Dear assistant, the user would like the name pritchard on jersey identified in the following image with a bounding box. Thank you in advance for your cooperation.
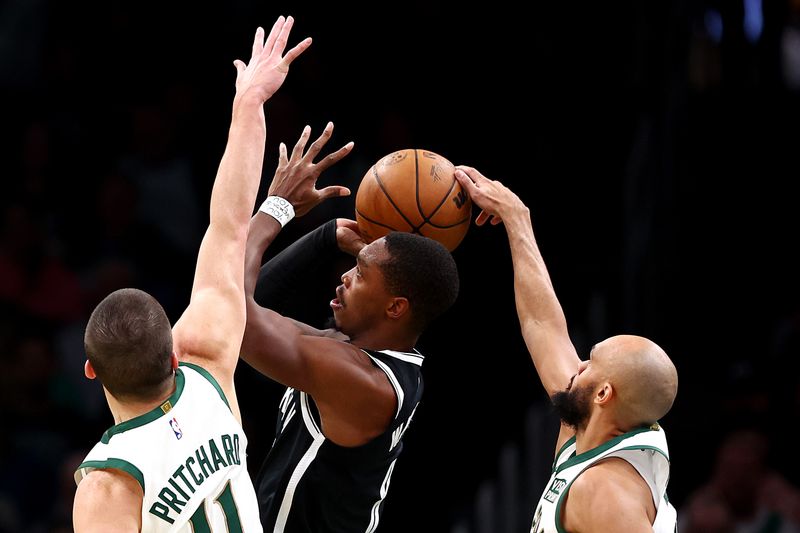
[149,433,241,524]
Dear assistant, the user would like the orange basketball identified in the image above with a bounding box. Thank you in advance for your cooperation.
[355,149,472,251]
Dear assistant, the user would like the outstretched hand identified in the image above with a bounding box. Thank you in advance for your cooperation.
[454,166,527,226]
[268,122,354,217]
[233,16,312,105]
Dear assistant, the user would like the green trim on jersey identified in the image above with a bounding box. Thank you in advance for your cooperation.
[100,369,186,444]
[179,362,230,411]
[616,444,670,463]
[552,436,577,471]
[551,428,668,533]
[78,458,145,491]
[554,426,653,474]
[554,475,575,533]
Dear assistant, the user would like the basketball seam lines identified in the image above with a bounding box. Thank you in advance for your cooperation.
[373,165,421,232]
[425,166,458,222]
[414,149,425,220]
[426,217,471,229]
[367,152,470,238]
[413,149,464,230]
[356,208,399,231]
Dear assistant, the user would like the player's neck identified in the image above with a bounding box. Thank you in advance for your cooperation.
[349,327,417,353]
[104,379,177,426]
[574,418,627,454]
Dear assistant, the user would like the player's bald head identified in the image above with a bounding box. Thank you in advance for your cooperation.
[594,335,678,427]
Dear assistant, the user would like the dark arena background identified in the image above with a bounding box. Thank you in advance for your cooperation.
[2,1,799,532]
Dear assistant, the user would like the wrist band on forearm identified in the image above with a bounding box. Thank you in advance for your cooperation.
[259,196,295,227]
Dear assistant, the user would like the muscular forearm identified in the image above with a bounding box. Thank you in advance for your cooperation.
[245,212,283,297]
[503,207,581,395]
[210,98,267,236]
[504,207,565,327]
[241,212,300,373]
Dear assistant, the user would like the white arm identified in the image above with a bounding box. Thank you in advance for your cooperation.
[172,17,311,422]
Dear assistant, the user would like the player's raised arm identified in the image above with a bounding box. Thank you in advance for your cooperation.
[240,122,355,376]
[239,125,401,446]
[454,167,581,398]
[172,17,311,412]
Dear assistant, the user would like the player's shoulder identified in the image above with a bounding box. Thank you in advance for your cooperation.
[74,469,142,531]
[301,335,373,366]
[74,468,142,514]
[565,458,656,530]
[576,457,643,486]
[359,347,426,375]
[570,457,652,507]
[76,468,142,498]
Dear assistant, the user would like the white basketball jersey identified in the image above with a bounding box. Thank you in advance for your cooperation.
[75,363,263,532]
[530,424,677,533]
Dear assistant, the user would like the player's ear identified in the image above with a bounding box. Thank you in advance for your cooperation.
[595,382,613,406]
[386,297,410,321]
[84,359,96,380]
[171,352,179,371]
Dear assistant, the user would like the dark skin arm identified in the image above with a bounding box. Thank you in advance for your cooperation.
[241,124,396,447]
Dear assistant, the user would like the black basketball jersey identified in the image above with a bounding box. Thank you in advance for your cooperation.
[256,348,424,533]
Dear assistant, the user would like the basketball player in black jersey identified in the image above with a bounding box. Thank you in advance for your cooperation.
[239,124,460,532]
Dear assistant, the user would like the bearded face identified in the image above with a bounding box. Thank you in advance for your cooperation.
[551,376,595,430]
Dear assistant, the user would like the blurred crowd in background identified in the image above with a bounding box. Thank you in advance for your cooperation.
[1,1,800,532]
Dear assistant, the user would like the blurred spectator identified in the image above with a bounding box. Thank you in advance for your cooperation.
[678,429,800,533]
[782,0,800,90]
[118,100,202,260]
[689,8,723,91]
[0,327,72,532]
[0,203,83,322]
[767,309,800,483]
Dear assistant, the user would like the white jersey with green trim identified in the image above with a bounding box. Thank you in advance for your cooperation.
[530,424,677,533]
[74,363,263,532]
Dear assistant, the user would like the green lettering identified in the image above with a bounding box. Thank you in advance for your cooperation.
[196,445,213,477]
[222,434,236,465]
[189,502,211,533]
[185,456,204,485]
[173,465,196,494]
[187,480,243,533]
[149,501,175,524]
[216,481,243,533]
[158,486,187,514]
[233,434,241,465]
[209,438,228,471]
[168,477,190,500]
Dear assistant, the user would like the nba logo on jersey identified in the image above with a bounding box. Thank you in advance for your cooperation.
[169,417,183,440]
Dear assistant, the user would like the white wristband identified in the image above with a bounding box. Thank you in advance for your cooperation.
[259,196,295,227]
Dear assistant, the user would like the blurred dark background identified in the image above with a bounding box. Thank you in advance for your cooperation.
[2,1,799,532]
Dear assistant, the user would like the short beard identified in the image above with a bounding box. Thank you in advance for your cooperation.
[551,383,593,430]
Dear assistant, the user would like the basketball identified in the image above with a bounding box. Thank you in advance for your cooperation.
[355,149,472,251]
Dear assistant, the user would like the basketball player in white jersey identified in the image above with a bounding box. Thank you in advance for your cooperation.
[455,167,679,533]
[72,17,311,532]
